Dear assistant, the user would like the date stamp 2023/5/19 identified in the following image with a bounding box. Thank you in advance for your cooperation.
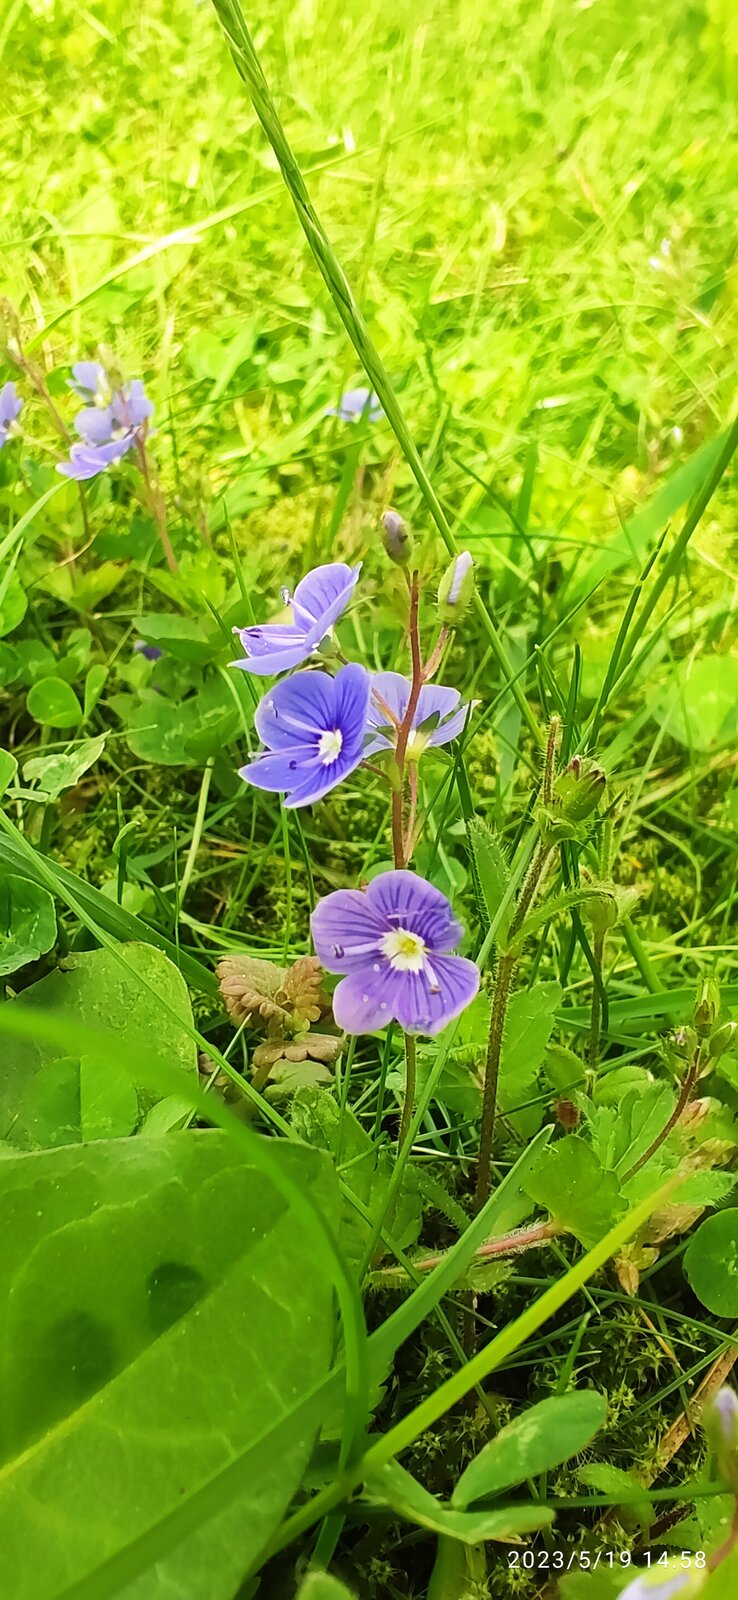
[505,1548,707,1573]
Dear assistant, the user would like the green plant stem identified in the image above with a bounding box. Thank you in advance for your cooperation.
[474,841,553,1212]
[179,757,214,909]
[136,436,178,573]
[588,928,606,1072]
[399,1033,417,1150]
[209,0,539,743]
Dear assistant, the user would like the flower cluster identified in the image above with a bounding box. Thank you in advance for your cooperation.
[58,362,153,481]
[0,380,22,449]
[232,555,479,1037]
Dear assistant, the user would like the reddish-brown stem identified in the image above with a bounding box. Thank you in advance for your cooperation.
[373,1219,562,1282]
[391,567,423,870]
[136,436,178,573]
[422,625,450,683]
[623,1055,701,1181]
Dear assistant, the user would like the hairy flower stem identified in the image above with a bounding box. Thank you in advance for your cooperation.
[474,841,553,1214]
[18,354,91,551]
[391,567,422,870]
[399,1033,417,1150]
[371,1219,562,1285]
[136,436,178,574]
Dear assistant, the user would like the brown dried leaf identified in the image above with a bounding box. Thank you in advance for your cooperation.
[278,954,330,1026]
[216,955,290,1028]
[252,1031,344,1070]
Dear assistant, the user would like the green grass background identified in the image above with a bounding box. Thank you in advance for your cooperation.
[4,0,738,551]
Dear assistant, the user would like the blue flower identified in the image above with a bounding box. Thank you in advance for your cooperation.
[365,672,476,759]
[0,381,22,448]
[240,664,370,808]
[311,869,480,1035]
[232,561,361,677]
[68,362,110,404]
[327,386,383,423]
[58,373,154,481]
[133,640,164,662]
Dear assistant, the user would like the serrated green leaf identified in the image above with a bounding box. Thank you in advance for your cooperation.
[507,886,614,955]
[466,817,512,945]
[453,1391,607,1507]
[22,736,107,803]
[0,873,57,977]
[523,1136,626,1247]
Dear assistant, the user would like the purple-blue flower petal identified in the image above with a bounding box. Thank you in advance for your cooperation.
[365,672,474,757]
[312,868,479,1035]
[74,405,115,445]
[57,434,135,480]
[291,561,361,634]
[241,664,370,808]
[327,387,383,423]
[69,361,107,400]
[310,888,388,971]
[0,380,22,430]
[364,869,463,951]
[112,379,154,431]
[254,670,344,748]
[231,625,312,678]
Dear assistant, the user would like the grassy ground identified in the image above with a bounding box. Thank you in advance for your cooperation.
[3,1,738,1596]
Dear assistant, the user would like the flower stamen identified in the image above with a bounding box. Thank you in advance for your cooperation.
[381,927,427,972]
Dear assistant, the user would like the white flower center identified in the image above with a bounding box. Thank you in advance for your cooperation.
[318,727,343,765]
[381,927,427,972]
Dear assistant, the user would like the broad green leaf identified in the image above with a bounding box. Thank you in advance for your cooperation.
[466,817,511,945]
[0,1133,337,1600]
[297,1576,358,1600]
[366,1460,552,1543]
[0,750,18,799]
[56,627,93,684]
[452,1391,607,1507]
[26,676,83,730]
[0,873,57,977]
[22,736,107,802]
[1,944,197,1149]
[648,654,738,751]
[20,1053,139,1146]
[134,614,220,664]
[0,571,27,637]
[523,1136,626,1247]
[124,679,241,766]
[0,642,21,686]
[576,1462,652,1529]
[684,1210,738,1315]
[39,560,126,612]
[84,663,108,719]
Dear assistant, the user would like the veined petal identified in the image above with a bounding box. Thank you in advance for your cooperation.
[365,869,463,952]
[291,561,361,634]
[428,699,478,747]
[112,379,154,430]
[254,669,341,747]
[331,964,406,1032]
[239,746,318,793]
[392,954,480,1036]
[311,889,388,972]
[231,626,313,678]
[332,662,371,758]
[75,405,115,445]
[284,743,364,808]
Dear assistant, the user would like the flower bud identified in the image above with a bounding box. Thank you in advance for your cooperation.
[709,1020,738,1060]
[437,550,475,623]
[381,509,412,566]
[693,977,720,1038]
[552,755,606,824]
